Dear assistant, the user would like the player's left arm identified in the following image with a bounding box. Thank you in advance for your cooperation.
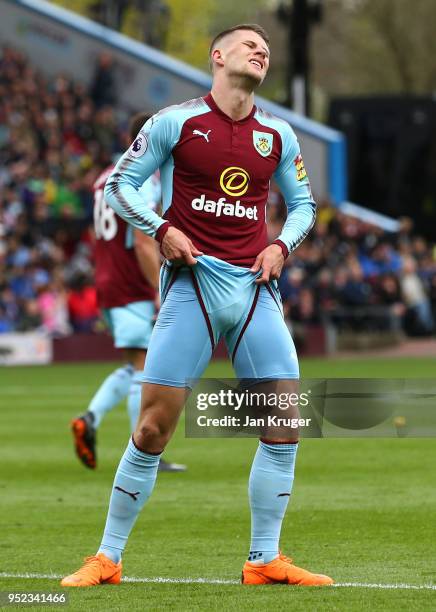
[251,125,316,285]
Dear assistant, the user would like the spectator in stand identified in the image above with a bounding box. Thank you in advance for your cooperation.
[400,256,434,335]
[279,267,305,319]
[287,286,320,352]
[374,274,405,332]
[290,287,319,325]
[0,305,13,332]
[359,242,402,278]
[16,298,42,332]
[67,273,99,333]
[315,268,336,319]
[0,287,19,330]
[89,52,117,109]
[341,259,371,308]
[36,270,71,336]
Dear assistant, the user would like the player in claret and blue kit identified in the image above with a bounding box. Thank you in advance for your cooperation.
[61,24,333,587]
[70,112,186,473]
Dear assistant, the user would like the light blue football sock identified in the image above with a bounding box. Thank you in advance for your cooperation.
[127,371,143,433]
[248,441,298,564]
[98,438,161,563]
[88,365,134,428]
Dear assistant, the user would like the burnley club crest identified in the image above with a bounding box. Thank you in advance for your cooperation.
[253,130,273,157]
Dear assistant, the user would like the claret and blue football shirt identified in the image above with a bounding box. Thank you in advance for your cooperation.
[104,93,316,268]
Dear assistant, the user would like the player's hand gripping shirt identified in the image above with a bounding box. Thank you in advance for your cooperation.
[105,93,316,268]
[93,165,160,308]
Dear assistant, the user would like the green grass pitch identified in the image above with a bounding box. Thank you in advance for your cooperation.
[0,357,435,610]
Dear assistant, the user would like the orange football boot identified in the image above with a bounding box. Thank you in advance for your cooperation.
[61,553,121,587]
[71,412,96,469]
[242,553,333,586]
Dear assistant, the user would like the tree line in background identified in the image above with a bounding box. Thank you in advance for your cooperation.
[49,0,436,119]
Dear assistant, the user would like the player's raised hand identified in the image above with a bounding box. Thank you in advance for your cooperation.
[251,244,285,285]
[161,226,203,266]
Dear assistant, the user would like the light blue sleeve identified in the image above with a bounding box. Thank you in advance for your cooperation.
[104,112,177,237]
[138,173,162,212]
[126,174,162,248]
[273,124,316,255]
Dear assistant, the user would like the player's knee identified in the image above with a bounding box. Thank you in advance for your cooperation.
[134,416,171,451]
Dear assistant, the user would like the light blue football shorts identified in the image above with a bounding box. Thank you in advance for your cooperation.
[142,255,299,388]
[103,300,155,350]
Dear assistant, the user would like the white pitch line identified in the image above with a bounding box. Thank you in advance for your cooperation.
[334,582,436,591]
[1,573,435,590]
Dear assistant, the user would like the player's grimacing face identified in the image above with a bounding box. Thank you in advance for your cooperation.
[218,30,270,85]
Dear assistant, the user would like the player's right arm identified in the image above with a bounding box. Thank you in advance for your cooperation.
[133,229,160,291]
[104,112,202,265]
[104,114,171,239]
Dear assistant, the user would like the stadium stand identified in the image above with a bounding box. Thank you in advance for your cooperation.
[0,46,435,349]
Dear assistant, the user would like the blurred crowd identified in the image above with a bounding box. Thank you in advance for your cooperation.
[269,199,436,337]
[1,46,436,338]
[0,46,127,335]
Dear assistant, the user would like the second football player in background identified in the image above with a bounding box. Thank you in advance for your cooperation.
[71,112,186,473]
